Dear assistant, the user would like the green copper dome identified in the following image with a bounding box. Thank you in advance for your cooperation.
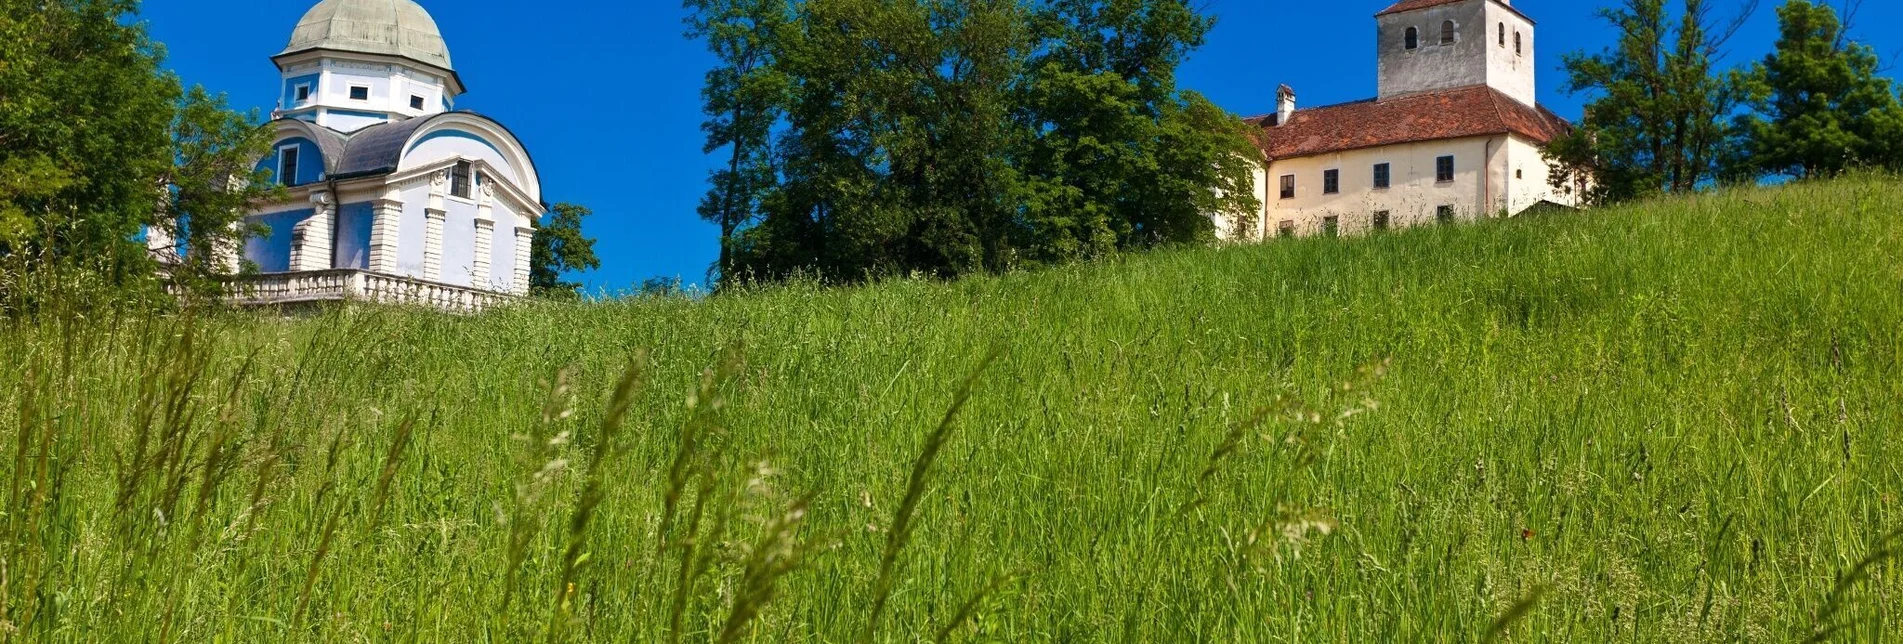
[279,0,452,71]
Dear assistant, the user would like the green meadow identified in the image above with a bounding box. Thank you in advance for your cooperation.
[3,176,1900,642]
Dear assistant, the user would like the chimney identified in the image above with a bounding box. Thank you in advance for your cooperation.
[1276,85,1296,127]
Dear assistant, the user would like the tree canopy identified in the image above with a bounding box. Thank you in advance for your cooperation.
[686,0,1261,286]
[0,0,279,291]
[530,202,601,297]
[1734,0,1903,179]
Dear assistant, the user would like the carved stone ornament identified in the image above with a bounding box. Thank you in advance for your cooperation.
[310,191,332,206]
[479,181,495,200]
[430,170,448,193]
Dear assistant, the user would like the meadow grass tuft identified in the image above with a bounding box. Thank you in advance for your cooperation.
[1,175,1901,641]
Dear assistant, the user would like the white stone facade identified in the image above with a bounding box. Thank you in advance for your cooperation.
[212,0,544,311]
[1233,0,1575,242]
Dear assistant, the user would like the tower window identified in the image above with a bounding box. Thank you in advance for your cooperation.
[1515,32,1523,55]
[1499,23,1506,47]
[411,95,425,110]
[1437,205,1456,223]
[1323,216,1340,237]
[1323,169,1340,194]
[349,85,370,101]
[294,84,311,102]
[1373,163,1391,189]
[451,161,473,198]
[1436,155,1455,182]
[1441,21,1456,45]
[1405,27,1419,50]
[278,146,300,186]
[1279,174,1296,200]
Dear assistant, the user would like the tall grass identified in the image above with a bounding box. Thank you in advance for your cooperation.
[1,176,1900,641]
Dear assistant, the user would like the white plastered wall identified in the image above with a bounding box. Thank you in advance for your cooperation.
[1259,136,1495,236]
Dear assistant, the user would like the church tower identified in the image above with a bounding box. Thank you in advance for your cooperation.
[272,0,464,132]
[1375,0,1536,106]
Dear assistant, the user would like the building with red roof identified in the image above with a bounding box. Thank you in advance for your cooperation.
[1220,0,1583,240]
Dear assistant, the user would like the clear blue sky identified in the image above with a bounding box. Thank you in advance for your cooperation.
[143,0,1903,290]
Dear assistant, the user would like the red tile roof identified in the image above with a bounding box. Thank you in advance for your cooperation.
[1376,0,1533,23]
[1245,85,1571,161]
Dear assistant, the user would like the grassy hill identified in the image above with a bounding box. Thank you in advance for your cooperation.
[4,176,1900,641]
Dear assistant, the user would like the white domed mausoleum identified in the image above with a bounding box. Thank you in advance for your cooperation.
[195,0,544,310]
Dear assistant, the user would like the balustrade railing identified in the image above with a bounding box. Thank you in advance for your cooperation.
[208,270,516,313]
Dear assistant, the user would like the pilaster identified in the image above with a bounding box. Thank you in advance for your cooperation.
[423,171,447,282]
[472,182,496,288]
[369,185,405,274]
[290,191,335,271]
[512,225,534,296]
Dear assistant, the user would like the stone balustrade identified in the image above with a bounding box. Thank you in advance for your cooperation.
[210,269,516,313]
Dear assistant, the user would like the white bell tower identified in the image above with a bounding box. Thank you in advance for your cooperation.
[1375,0,1535,106]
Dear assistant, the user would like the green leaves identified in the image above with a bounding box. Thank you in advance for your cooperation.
[530,203,601,298]
[1735,0,1903,179]
[688,0,1260,285]
[1548,0,1746,203]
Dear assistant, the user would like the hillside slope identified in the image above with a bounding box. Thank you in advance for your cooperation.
[4,176,1900,641]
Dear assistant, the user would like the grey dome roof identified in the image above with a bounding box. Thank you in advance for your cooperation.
[279,0,452,71]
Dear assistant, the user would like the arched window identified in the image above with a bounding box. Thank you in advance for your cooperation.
[1441,21,1456,45]
[1514,31,1523,55]
[1405,26,1419,50]
[1498,23,1506,47]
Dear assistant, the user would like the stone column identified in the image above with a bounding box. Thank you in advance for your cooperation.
[369,185,404,274]
[471,182,496,288]
[423,171,447,282]
[512,224,534,296]
[290,191,335,271]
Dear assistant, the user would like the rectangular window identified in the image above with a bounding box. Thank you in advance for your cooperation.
[1373,211,1391,230]
[451,161,473,198]
[411,95,426,110]
[1279,174,1295,200]
[1323,216,1340,236]
[349,85,370,101]
[278,147,300,187]
[1323,169,1340,195]
[1373,163,1391,189]
[1437,205,1456,223]
[1436,155,1455,182]
[1277,220,1296,238]
[294,84,311,102]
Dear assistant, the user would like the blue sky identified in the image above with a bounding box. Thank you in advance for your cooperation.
[143,0,1903,290]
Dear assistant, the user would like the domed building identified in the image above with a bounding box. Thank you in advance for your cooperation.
[224,0,543,309]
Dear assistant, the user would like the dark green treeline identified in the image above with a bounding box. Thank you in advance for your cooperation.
[686,0,1263,286]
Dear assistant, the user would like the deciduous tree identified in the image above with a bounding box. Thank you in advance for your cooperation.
[1547,0,1754,203]
[530,202,601,297]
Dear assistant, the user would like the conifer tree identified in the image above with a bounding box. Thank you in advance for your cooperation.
[1734,0,1903,178]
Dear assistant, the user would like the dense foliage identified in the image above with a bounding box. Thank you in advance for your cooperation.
[686,0,1260,285]
[0,0,279,290]
[1733,0,1903,179]
[1546,0,1745,203]
[1550,0,1903,201]
[530,202,603,297]
[3,176,1899,640]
